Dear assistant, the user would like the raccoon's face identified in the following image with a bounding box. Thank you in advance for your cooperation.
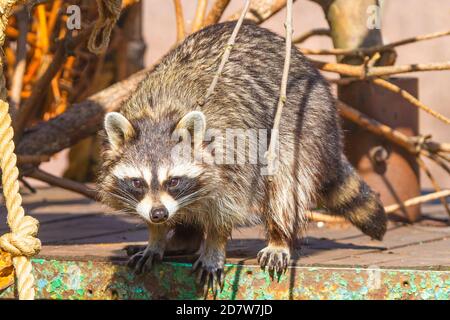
[100,110,209,225]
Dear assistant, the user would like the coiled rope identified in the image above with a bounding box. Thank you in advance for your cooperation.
[88,0,122,54]
[0,0,121,299]
[0,0,41,300]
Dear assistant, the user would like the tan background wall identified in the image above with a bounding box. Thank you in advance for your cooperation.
[40,0,450,191]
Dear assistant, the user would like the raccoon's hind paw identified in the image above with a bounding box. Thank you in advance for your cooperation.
[257,246,290,275]
[192,256,225,297]
[127,247,163,275]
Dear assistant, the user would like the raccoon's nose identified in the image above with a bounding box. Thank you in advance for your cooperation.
[150,207,168,223]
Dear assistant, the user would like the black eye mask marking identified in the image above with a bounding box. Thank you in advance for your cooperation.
[116,177,148,200]
[165,176,200,200]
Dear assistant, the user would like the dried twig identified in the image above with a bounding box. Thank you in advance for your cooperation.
[372,77,450,125]
[337,101,445,161]
[336,98,449,156]
[227,0,297,24]
[313,60,450,125]
[14,27,93,141]
[434,143,450,153]
[293,28,330,44]
[266,0,293,176]
[369,61,450,77]
[14,41,67,140]
[173,0,185,42]
[427,152,450,175]
[417,157,450,217]
[203,0,251,100]
[16,68,149,158]
[191,0,208,33]
[311,59,450,79]
[339,101,417,151]
[17,154,50,165]
[310,189,450,223]
[5,25,36,44]
[338,101,450,195]
[384,190,450,214]
[366,52,381,68]
[203,0,231,27]
[308,211,347,223]
[9,7,29,122]
[326,77,358,85]
[27,168,97,200]
[19,177,37,194]
[300,29,450,56]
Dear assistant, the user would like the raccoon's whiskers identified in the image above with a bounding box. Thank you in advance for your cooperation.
[108,208,136,215]
[105,190,138,209]
[113,187,139,203]
[108,192,134,204]
[176,187,210,208]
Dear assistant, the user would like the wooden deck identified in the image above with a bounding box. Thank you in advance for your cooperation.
[1,187,449,299]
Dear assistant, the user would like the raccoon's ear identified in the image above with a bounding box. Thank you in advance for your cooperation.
[104,112,135,150]
[175,111,206,148]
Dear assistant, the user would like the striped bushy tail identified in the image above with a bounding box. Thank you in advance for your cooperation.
[321,157,387,240]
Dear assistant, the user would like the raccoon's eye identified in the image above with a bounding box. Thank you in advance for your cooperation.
[167,177,180,189]
[130,178,144,189]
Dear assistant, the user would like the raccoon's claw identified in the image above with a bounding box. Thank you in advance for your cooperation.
[257,246,290,275]
[192,259,224,297]
[127,249,162,275]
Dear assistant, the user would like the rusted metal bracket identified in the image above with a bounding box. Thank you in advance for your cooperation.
[1,258,449,300]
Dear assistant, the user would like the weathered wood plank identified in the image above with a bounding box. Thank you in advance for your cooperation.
[2,187,449,269]
[336,238,450,267]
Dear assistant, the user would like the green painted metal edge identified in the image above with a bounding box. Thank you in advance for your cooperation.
[1,258,449,299]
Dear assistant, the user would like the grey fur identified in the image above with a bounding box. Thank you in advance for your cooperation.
[98,21,387,284]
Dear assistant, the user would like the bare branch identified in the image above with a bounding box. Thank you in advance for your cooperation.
[27,168,98,200]
[338,101,418,154]
[265,0,293,176]
[16,69,149,158]
[426,152,450,175]
[227,0,297,24]
[384,190,450,214]
[203,0,231,27]
[300,29,450,56]
[191,0,208,33]
[311,59,450,78]
[293,28,330,44]
[9,7,29,123]
[417,157,450,217]
[314,59,450,124]
[308,211,346,223]
[17,155,50,165]
[173,0,186,42]
[372,78,450,125]
[14,27,93,141]
[337,101,449,164]
[310,189,450,222]
[203,0,252,100]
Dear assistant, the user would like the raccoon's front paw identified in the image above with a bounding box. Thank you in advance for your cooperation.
[192,253,225,296]
[257,246,290,274]
[127,247,163,275]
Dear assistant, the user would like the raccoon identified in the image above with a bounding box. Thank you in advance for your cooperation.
[98,21,387,291]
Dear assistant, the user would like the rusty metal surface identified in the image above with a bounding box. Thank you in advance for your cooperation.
[1,258,449,300]
[339,78,421,222]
